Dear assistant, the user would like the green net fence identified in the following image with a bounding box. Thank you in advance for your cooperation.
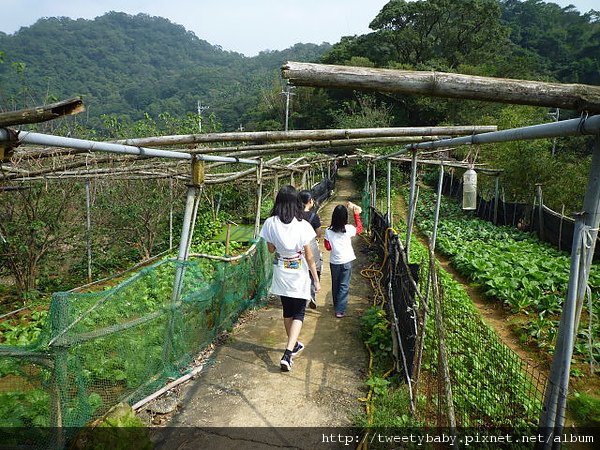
[0,240,272,448]
[361,183,371,228]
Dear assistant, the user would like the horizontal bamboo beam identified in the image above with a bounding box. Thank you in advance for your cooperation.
[0,97,85,127]
[390,157,503,175]
[192,136,450,157]
[117,125,497,147]
[282,62,600,112]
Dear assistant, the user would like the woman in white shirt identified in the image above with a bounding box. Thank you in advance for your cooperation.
[260,185,321,371]
[324,202,363,318]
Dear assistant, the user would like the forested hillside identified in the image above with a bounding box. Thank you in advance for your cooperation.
[0,1,598,211]
[0,12,330,132]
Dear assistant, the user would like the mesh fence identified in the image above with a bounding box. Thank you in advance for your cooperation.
[0,240,272,448]
[441,170,600,260]
[429,267,546,428]
[311,168,336,207]
[369,208,418,381]
[368,202,546,428]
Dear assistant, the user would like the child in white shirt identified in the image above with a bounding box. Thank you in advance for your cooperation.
[324,202,363,318]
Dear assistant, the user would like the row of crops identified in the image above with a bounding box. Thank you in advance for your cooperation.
[0,242,272,444]
[362,191,546,427]
[410,185,600,370]
[407,234,544,427]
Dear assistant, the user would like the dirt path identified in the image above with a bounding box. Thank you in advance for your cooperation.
[149,168,372,448]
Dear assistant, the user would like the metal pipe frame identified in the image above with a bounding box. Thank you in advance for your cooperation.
[0,129,262,166]
[405,150,418,258]
[540,136,600,443]
[374,114,600,161]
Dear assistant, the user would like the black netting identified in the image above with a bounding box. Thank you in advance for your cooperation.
[370,208,418,381]
[440,172,600,259]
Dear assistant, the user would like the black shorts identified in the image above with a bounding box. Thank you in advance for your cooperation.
[280,296,307,321]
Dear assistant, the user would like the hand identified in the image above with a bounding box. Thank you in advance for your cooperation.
[314,280,321,292]
[347,201,362,214]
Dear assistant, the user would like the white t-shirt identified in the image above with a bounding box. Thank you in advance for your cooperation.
[325,225,357,265]
[260,216,316,300]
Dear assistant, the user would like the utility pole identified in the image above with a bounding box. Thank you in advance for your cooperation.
[281,83,295,131]
[197,100,210,133]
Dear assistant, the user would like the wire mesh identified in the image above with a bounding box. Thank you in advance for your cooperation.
[0,240,272,448]
[368,202,546,428]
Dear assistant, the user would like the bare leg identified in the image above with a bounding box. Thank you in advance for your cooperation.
[283,318,303,351]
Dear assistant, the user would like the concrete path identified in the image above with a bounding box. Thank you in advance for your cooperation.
[152,168,372,449]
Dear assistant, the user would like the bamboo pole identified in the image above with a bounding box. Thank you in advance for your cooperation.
[282,62,600,112]
[254,161,264,239]
[389,156,502,175]
[536,184,545,241]
[117,126,497,147]
[190,136,451,155]
[85,179,92,283]
[132,364,204,411]
[405,150,418,257]
[0,97,85,127]
[431,265,456,430]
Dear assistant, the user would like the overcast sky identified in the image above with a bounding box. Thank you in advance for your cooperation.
[0,0,597,56]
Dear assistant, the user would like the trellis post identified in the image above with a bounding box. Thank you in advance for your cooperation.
[558,205,565,252]
[372,164,377,212]
[366,161,371,211]
[536,184,545,241]
[163,160,203,366]
[254,160,264,239]
[431,164,444,251]
[386,160,392,223]
[85,179,92,283]
[413,163,444,396]
[169,178,174,250]
[405,150,418,258]
[493,175,500,225]
[540,136,600,443]
[49,293,69,450]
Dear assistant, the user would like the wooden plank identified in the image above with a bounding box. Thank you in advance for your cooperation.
[282,61,600,112]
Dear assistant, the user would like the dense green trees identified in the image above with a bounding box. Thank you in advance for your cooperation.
[318,0,598,215]
[0,12,330,132]
[501,0,600,84]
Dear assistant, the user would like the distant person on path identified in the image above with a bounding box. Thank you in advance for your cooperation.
[324,201,363,318]
[299,189,323,310]
[260,185,321,372]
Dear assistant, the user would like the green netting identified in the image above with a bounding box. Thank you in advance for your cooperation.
[361,184,371,228]
[0,239,272,448]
